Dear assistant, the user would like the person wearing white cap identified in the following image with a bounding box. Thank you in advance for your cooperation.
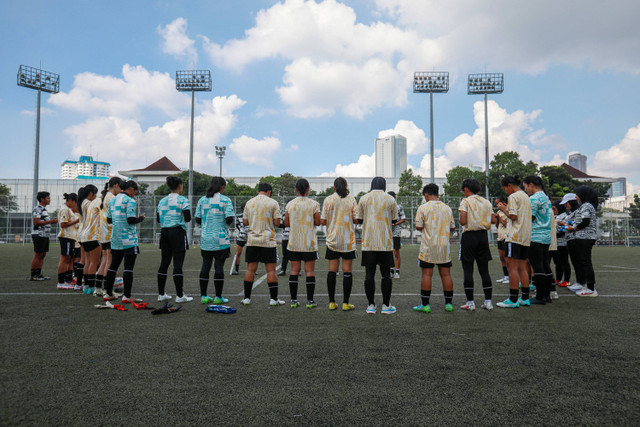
[557,193,582,291]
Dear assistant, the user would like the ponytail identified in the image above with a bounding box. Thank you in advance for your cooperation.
[334,177,349,198]
[501,174,522,188]
[206,176,226,198]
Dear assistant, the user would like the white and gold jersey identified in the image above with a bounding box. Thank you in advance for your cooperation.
[78,199,90,243]
[101,192,115,243]
[357,190,397,252]
[245,194,281,248]
[506,190,532,247]
[459,194,492,232]
[415,201,455,264]
[286,197,321,252]
[497,211,508,241]
[321,193,358,253]
[81,198,102,242]
[57,205,75,240]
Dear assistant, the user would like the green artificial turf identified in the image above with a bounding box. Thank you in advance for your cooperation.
[1,244,639,425]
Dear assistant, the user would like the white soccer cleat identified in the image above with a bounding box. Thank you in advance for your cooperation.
[176,295,194,303]
[241,298,251,305]
[576,288,598,297]
[158,294,172,302]
[460,302,476,311]
[551,291,559,300]
[269,298,285,306]
[381,304,397,315]
[567,283,584,292]
[481,301,493,311]
[393,272,400,279]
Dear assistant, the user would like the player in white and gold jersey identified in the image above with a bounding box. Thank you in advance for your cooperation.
[96,177,122,295]
[78,185,101,294]
[56,193,80,289]
[320,177,358,311]
[284,179,321,308]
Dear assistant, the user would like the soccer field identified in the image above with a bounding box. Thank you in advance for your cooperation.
[1,244,639,425]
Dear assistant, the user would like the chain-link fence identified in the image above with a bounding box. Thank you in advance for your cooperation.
[2,195,639,246]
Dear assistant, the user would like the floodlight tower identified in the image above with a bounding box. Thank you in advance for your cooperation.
[176,70,212,243]
[215,145,226,177]
[17,65,60,207]
[467,73,504,199]
[413,72,449,183]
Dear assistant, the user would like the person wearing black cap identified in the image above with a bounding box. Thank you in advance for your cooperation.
[357,177,398,315]
[566,186,599,297]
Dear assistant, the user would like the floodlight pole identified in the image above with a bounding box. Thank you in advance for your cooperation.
[188,89,195,243]
[429,92,435,183]
[215,146,226,177]
[484,93,489,199]
[33,88,41,207]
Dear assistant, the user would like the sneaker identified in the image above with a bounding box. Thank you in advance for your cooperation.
[122,296,141,303]
[56,283,74,290]
[551,291,559,300]
[213,296,229,304]
[568,283,584,291]
[68,278,77,285]
[37,275,51,280]
[445,303,454,312]
[576,288,598,297]
[558,281,569,287]
[83,287,94,295]
[481,301,493,311]
[329,302,338,311]
[342,303,355,311]
[529,284,537,292]
[528,296,546,305]
[381,304,397,315]
[158,294,172,302]
[497,276,509,283]
[176,295,194,303]
[74,285,83,291]
[393,272,400,279]
[413,304,431,313]
[94,288,105,297]
[200,296,214,304]
[366,304,377,314]
[496,298,520,308]
[460,302,476,311]
[306,301,318,309]
[103,294,117,301]
[518,298,531,307]
[230,270,239,276]
[290,299,300,308]
[270,298,285,306]
[31,275,45,281]
[241,298,251,305]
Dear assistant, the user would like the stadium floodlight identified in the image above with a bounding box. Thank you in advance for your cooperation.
[467,73,504,199]
[17,65,60,207]
[215,146,226,177]
[413,71,449,183]
[176,70,212,243]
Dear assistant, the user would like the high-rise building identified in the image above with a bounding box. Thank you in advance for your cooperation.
[568,153,587,173]
[61,155,110,179]
[375,135,407,178]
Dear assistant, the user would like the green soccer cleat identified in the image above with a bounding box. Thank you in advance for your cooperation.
[445,303,454,312]
[413,304,431,313]
[306,301,317,309]
[213,296,229,304]
[200,296,214,304]
[290,299,300,308]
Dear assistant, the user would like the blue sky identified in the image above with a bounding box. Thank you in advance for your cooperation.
[1,0,639,193]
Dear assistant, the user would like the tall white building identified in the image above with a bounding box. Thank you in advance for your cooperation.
[61,156,110,179]
[375,135,407,178]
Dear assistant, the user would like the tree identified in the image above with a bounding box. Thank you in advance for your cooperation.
[257,173,300,197]
[0,183,18,215]
[315,186,335,197]
[225,178,256,196]
[627,194,640,219]
[540,166,575,198]
[154,170,213,197]
[580,180,611,200]
[398,169,423,196]
[443,166,485,197]
[488,151,538,197]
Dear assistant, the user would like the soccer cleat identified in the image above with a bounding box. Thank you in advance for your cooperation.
[230,270,239,276]
[576,288,598,297]
[517,298,531,307]
[558,281,569,287]
[200,296,214,304]
[94,288,105,297]
[290,299,300,308]
[83,287,95,295]
[270,298,285,306]
[328,302,338,311]
[176,295,194,303]
[74,284,83,291]
[57,283,75,290]
[567,283,584,291]
[496,298,520,308]
[158,294,172,302]
[342,303,355,311]
[213,296,229,304]
[551,291,559,300]
[365,304,377,315]
[413,304,431,313]
[481,301,493,311]
[103,294,117,301]
[460,302,476,311]
[121,296,136,303]
[529,284,537,292]
[306,301,318,309]
[393,272,400,279]
[381,304,397,315]
[31,275,45,281]
[240,298,251,305]
[38,275,51,280]
[444,303,454,312]
[497,276,509,283]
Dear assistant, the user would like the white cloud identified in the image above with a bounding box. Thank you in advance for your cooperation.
[590,123,640,178]
[50,65,186,118]
[157,18,198,67]
[20,107,55,116]
[378,119,428,155]
[229,135,282,168]
[64,95,246,173]
[321,153,375,177]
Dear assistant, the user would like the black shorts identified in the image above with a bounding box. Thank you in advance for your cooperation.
[73,247,81,258]
[419,260,453,269]
[288,251,319,262]
[59,237,75,256]
[202,248,231,262]
[159,227,189,253]
[101,242,111,251]
[112,246,140,257]
[361,251,394,268]
[81,240,101,252]
[236,240,247,248]
[393,236,402,250]
[325,247,357,260]
[459,230,493,263]
[246,246,278,264]
[32,235,49,253]
[505,241,529,260]
[497,240,506,251]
